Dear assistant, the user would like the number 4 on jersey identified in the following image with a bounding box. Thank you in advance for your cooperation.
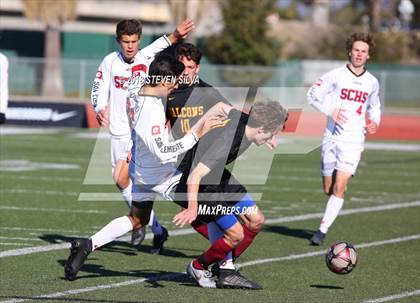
[356,105,362,115]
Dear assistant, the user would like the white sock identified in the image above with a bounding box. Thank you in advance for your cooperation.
[90,216,133,251]
[319,195,344,234]
[149,209,163,235]
[207,222,235,270]
[119,180,132,209]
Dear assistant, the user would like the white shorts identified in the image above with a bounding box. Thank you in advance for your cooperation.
[110,136,131,171]
[321,140,364,176]
[129,162,181,203]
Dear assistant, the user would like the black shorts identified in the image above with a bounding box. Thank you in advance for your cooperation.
[173,169,247,223]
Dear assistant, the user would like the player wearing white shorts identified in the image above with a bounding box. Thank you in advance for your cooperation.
[90,19,194,251]
[307,33,381,245]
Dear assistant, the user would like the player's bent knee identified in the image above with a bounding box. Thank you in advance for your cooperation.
[225,225,244,247]
[130,202,153,229]
[249,212,265,232]
[127,215,141,229]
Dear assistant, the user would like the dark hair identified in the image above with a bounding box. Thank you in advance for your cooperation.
[248,100,288,133]
[175,43,202,64]
[116,19,142,40]
[346,32,375,59]
[148,53,185,86]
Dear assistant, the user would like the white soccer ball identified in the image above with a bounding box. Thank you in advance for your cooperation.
[325,242,358,274]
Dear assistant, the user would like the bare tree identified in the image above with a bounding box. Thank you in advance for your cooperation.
[311,0,330,27]
[23,0,76,97]
[169,0,215,44]
[369,0,382,32]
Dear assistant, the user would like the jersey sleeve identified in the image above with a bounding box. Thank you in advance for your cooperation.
[307,69,337,116]
[139,36,171,64]
[0,54,9,114]
[366,79,381,126]
[91,57,111,113]
[135,102,199,164]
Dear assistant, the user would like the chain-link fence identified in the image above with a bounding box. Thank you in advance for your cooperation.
[7,57,420,108]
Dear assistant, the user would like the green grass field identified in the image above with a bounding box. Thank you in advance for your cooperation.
[0,126,419,303]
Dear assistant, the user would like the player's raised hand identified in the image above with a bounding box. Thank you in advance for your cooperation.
[365,119,378,134]
[96,108,109,128]
[168,19,195,44]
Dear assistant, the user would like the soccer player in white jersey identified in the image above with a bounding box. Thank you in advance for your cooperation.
[0,52,8,125]
[90,19,194,252]
[65,53,223,281]
[307,33,381,245]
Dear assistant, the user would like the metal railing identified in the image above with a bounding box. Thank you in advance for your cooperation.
[7,57,420,108]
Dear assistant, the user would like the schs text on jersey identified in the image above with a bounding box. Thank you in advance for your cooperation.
[340,88,368,103]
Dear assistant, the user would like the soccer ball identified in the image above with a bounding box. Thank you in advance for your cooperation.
[325,242,358,274]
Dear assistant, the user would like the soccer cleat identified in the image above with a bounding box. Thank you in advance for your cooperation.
[216,269,262,290]
[64,239,92,281]
[186,261,216,288]
[210,262,220,277]
[150,226,168,255]
[309,230,326,246]
[131,226,146,246]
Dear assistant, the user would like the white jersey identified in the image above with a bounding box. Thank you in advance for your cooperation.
[307,65,381,143]
[130,94,198,184]
[91,35,171,137]
[0,52,9,114]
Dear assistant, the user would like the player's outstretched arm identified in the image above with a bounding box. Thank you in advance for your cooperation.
[167,19,195,44]
[189,102,232,138]
[173,162,211,228]
[140,19,194,63]
[189,116,226,139]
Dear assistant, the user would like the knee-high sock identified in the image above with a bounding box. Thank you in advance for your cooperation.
[119,180,132,209]
[90,216,133,251]
[319,195,344,234]
[149,209,163,235]
[233,223,260,259]
[194,237,233,270]
[207,222,234,270]
[191,219,209,239]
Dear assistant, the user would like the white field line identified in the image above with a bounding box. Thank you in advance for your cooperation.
[265,200,420,225]
[260,186,420,197]
[364,142,420,152]
[1,234,419,303]
[0,243,31,246]
[0,189,78,196]
[0,206,107,214]
[361,289,420,303]
[266,166,419,175]
[237,234,420,268]
[244,174,419,186]
[2,175,81,182]
[0,237,43,241]
[1,200,419,258]
[0,227,83,233]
